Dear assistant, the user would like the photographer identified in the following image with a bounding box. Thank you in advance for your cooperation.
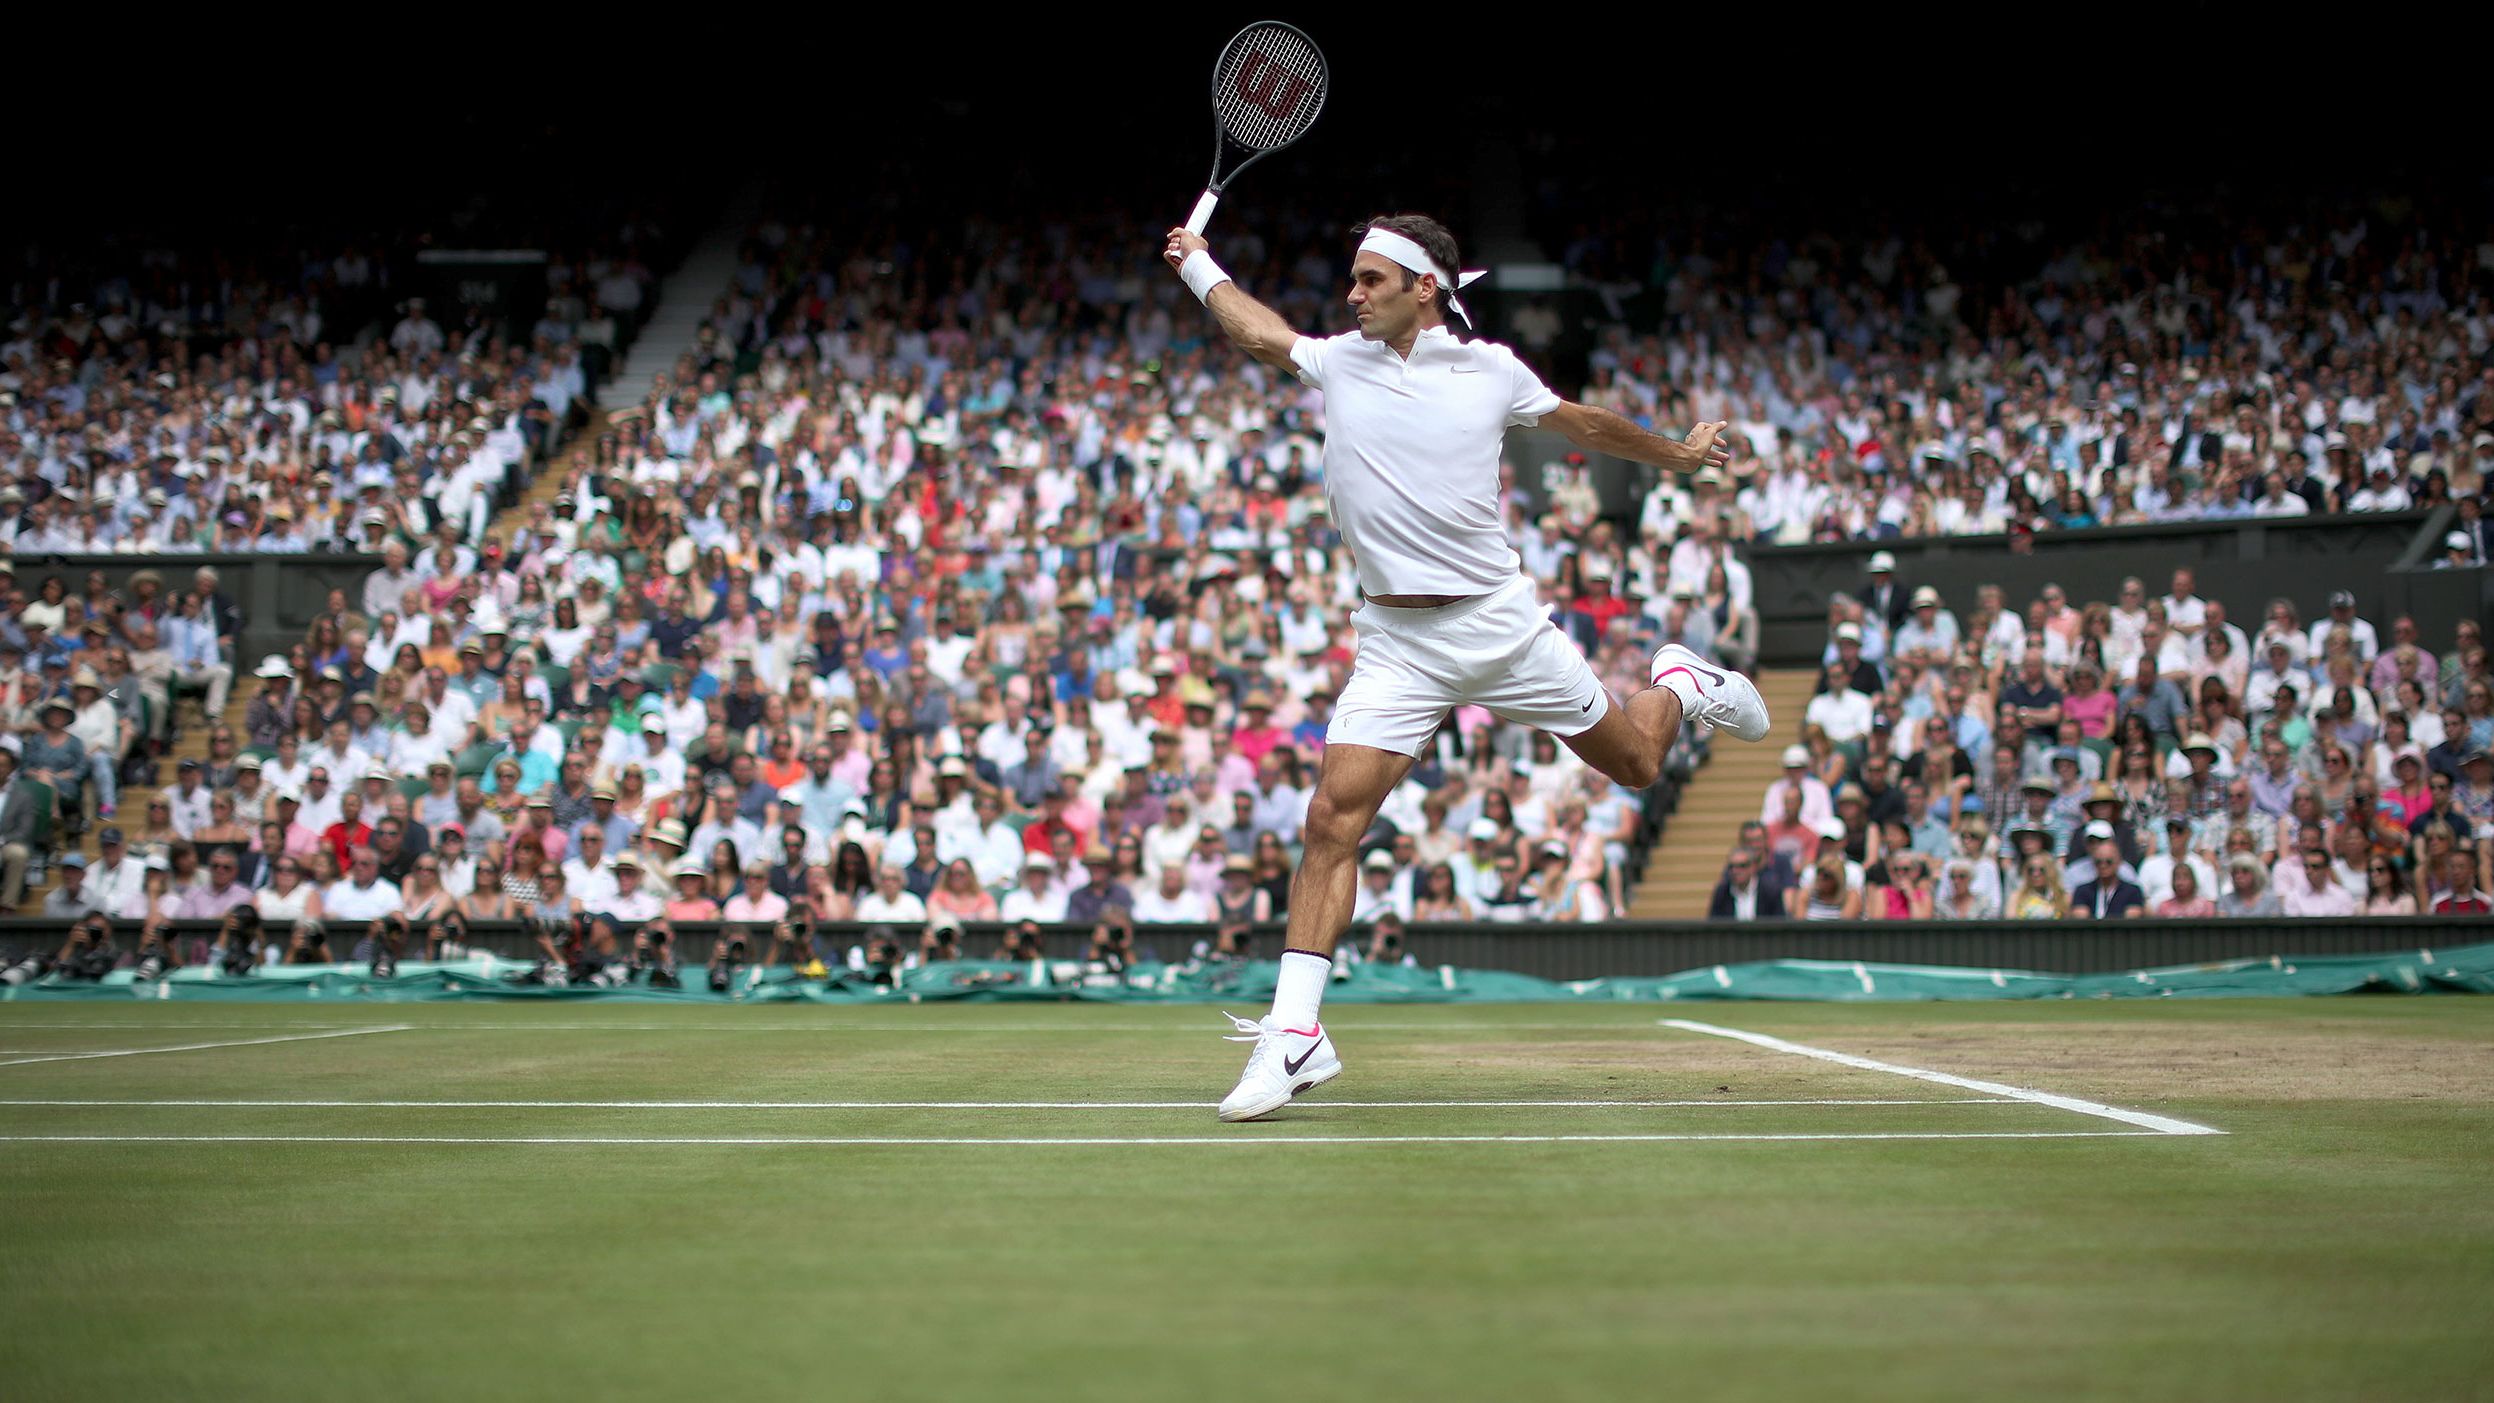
[991,917,1047,963]
[631,918,681,987]
[707,923,754,994]
[1366,912,1418,968]
[1088,907,1135,974]
[209,905,268,975]
[849,923,907,987]
[423,909,472,960]
[767,915,826,977]
[571,914,635,988]
[921,917,962,966]
[130,913,181,981]
[285,918,333,965]
[49,914,122,981]
[352,914,413,978]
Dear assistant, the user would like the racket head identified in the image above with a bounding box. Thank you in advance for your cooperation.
[1205,20,1328,191]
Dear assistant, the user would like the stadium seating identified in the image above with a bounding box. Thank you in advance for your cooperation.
[5,184,2491,976]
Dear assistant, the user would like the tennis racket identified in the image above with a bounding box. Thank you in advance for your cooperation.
[1182,21,1329,235]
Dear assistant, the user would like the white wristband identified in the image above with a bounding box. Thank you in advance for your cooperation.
[1179,249,1232,305]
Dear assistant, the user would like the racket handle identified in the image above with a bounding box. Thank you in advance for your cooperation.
[1184,190,1219,236]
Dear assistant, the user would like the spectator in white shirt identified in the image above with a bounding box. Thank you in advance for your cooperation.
[1131,862,1210,924]
[1804,664,1876,745]
[323,848,404,922]
[2306,591,2379,663]
[852,865,926,925]
[166,760,215,837]
[2160,567,2208,640]
[998,854,1069,923]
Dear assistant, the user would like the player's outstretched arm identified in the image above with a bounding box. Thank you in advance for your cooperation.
[1542,402,1732,477]
[1163,228,1302,372]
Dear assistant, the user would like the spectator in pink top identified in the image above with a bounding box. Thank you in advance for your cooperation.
[2061,662,2117,741]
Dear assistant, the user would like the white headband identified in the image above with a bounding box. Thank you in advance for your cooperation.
[1357,228,1487,326]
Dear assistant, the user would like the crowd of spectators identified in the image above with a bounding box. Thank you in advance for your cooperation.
[6,189,2493,977]
[1562,208,2494,553]
[1,219,673,556]
[1714,563,2494,921]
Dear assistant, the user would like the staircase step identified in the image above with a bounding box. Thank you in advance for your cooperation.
[1625,666,1814,921]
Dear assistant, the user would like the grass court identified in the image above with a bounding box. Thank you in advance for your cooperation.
[1,998,2488,1401]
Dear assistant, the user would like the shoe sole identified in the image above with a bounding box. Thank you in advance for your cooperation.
[1218,1060,1342,1123]
[1717,678,1772,743]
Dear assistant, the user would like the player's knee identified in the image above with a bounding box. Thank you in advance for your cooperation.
[1606,749,1660,791]
[1302,792,1368,854]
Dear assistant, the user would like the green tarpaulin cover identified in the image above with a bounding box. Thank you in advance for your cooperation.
[6,943,2489,1004]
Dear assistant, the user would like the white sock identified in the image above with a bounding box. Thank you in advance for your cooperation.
[1649,655,1709,712]
[1270,950,1331,1031]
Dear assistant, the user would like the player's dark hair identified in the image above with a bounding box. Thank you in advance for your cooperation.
[1354,213,1466,326]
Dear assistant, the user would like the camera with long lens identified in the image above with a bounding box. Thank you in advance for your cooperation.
[635,924,679,988]
[220,907,263,976]
[707,933,747,994]
[68,919,117,981]
[2,952,46,985]
[432,910,470,960]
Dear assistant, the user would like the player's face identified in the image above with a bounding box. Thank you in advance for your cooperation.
[1347,252,1427,343]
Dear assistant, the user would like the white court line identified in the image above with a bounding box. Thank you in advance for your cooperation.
[0,1026,411,1069]
[0,1097,2019,1110]
[0,1021,1644,1033]
[0,1131,2168,1147]
[1661,1019,2224,1137]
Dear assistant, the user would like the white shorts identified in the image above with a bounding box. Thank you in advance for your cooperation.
[1329,575,1612,757]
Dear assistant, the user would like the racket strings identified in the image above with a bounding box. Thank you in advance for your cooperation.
[1214,29,1327,151]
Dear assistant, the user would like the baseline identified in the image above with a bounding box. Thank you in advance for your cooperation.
[0,1096,2018,1110]
[0,1130,2169,1147]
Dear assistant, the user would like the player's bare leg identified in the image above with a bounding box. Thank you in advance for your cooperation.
[1565,648,1770,789]
[1281,742,1415,959]
[1218,740,1413,1121]
[1562,685,1684,789]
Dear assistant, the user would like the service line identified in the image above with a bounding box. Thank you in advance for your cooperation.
[1660,1019,2224,1136]
[0,1025,412,1069]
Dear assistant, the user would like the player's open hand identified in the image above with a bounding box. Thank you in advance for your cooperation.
[1164,228,1210,271]
[1685,420,1732,472]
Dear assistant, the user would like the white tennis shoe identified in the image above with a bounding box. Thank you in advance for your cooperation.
[1650,644,1771,742]
[1217,1012,1341,1122]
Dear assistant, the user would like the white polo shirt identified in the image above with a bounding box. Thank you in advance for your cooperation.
[1288,326,1561,597]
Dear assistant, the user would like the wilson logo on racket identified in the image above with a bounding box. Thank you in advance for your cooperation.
[1178,22,1329,237]
[1234,52,1315,121]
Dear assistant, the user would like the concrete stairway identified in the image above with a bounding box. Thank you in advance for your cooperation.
[1627,667,1817,919]
[13,403,618,918]
[14,689,239,914]
[596,188,758,412]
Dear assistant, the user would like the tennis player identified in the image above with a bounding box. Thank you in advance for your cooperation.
[1164,214,1771,1120]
